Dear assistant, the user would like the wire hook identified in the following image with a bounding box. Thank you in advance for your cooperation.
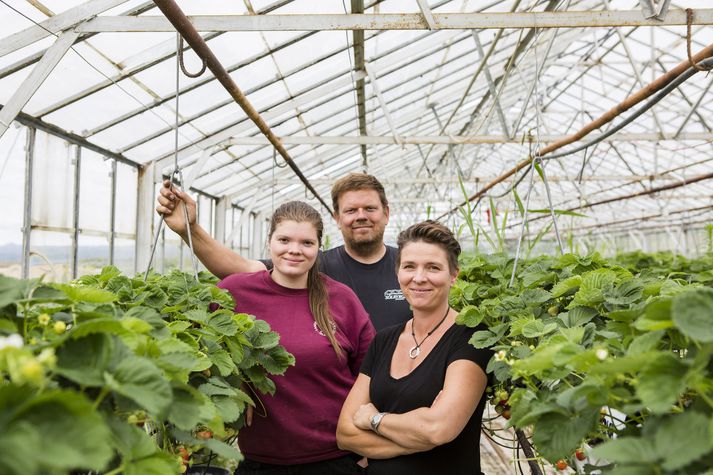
[178,36,208,78]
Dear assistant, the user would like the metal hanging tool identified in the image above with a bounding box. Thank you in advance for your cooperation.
[144,33,200,281]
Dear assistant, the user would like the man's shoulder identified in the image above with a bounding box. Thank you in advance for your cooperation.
[321,272,353,295]
[320,245,345,260]
[383,245,398,258]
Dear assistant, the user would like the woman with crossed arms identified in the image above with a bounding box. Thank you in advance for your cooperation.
[337,221,492,475]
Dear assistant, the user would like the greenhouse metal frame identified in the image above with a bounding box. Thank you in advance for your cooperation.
[1,0,712,281]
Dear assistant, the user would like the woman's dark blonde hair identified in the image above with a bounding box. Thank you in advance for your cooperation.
[396,220,461,275]
[268,201,343,358]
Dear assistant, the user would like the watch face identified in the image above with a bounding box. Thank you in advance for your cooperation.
[370,412,383,431]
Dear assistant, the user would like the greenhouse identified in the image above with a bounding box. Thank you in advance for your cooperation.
[1,0,712,474]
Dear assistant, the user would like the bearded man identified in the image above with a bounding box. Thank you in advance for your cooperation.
[156,173,411,330]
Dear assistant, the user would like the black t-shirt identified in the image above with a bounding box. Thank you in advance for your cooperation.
[262,245,412,331]
[320,246,411,331]
[360,322,493,475]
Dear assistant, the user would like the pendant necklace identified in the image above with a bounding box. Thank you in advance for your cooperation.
[409,306,450,359]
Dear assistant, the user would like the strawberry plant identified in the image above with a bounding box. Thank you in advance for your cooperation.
[0,266,294,475]
[453,250,713,474]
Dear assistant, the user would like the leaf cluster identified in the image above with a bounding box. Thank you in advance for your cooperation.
[453,251,713,473]
[0,266,294,475]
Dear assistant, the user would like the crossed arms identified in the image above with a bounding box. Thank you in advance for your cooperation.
[336,360,487,459]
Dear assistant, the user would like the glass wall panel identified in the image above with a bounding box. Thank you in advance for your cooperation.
[113,238,136,276]
[77,234,110,277]
[0,126,26,277]
[31,131,73,230]
[28,230,72,282]
[78,149,111,233]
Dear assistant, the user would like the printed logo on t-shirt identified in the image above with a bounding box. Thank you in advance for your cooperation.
[313,320,337,337]
[384,289,405,301]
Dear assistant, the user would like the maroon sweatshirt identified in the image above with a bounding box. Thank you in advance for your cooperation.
[218,270,375,464]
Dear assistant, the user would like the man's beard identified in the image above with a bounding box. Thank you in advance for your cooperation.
[345,231,385,258]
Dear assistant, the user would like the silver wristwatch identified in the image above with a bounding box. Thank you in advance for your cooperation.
[370,412,387,434]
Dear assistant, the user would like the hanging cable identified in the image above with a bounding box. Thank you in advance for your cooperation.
[178,36,207,78]
[687,9,713,72]
[145,33,200,281]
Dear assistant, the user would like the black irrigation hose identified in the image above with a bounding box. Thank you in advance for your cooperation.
[540,56,713,162]
[516,428,543,475]
[482,427,520,450]
[465,56,713,213]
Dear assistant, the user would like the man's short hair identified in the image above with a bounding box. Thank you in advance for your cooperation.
[331,173,388,214]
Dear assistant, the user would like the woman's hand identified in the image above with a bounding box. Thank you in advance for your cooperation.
[353,403,379,431]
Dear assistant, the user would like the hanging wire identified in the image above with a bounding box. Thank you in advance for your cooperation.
[686,9,713,72]
[145,33,199,281]
[509,20,544,288]
[536,157,565,253]
[178,36,207,78]
[509,156,537,288]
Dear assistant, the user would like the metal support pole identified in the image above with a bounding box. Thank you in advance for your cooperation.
[537,158,565,254]
[415,0,438,29]
[471,31,510,138]
[674,74,713,138]
[364,61,402,144]
[21,127,36,279]
[509,163,537,288]
[71,145,81,279]
[109,158,117,265]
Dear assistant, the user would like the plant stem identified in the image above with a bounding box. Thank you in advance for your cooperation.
[103,464,125,475]
[93,386,110,410]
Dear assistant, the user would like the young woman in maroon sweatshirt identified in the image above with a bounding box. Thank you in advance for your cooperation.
[218,201,374,475]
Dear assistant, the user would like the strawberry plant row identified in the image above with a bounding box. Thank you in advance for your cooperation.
[452,251,713,474]
[0,266,294,475]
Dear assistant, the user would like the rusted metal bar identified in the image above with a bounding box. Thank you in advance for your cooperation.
[440,41,713,219]
[512,171,713,232]
[576,171,713,211]
[152,0,332,215]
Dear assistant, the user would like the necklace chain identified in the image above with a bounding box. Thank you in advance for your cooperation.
[409,306,450,359]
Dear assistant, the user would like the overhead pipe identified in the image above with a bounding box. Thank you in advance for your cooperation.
[439,40,713,219]
[152,0,333,215]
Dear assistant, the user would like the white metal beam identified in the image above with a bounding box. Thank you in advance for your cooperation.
[415,0,438,30]
[269,175,682,185]
[218,131,713,145]
[0,31,79,139]
[364,62,402,144]
[0,0,127,58]
[471,31,510,138]
[153,70,368,171]
[77,9,713,32]
[135,160,156,274]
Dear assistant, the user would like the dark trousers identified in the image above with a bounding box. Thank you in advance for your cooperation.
[235,455,364,475]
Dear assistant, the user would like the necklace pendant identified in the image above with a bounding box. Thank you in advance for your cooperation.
[409,346,421,359]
